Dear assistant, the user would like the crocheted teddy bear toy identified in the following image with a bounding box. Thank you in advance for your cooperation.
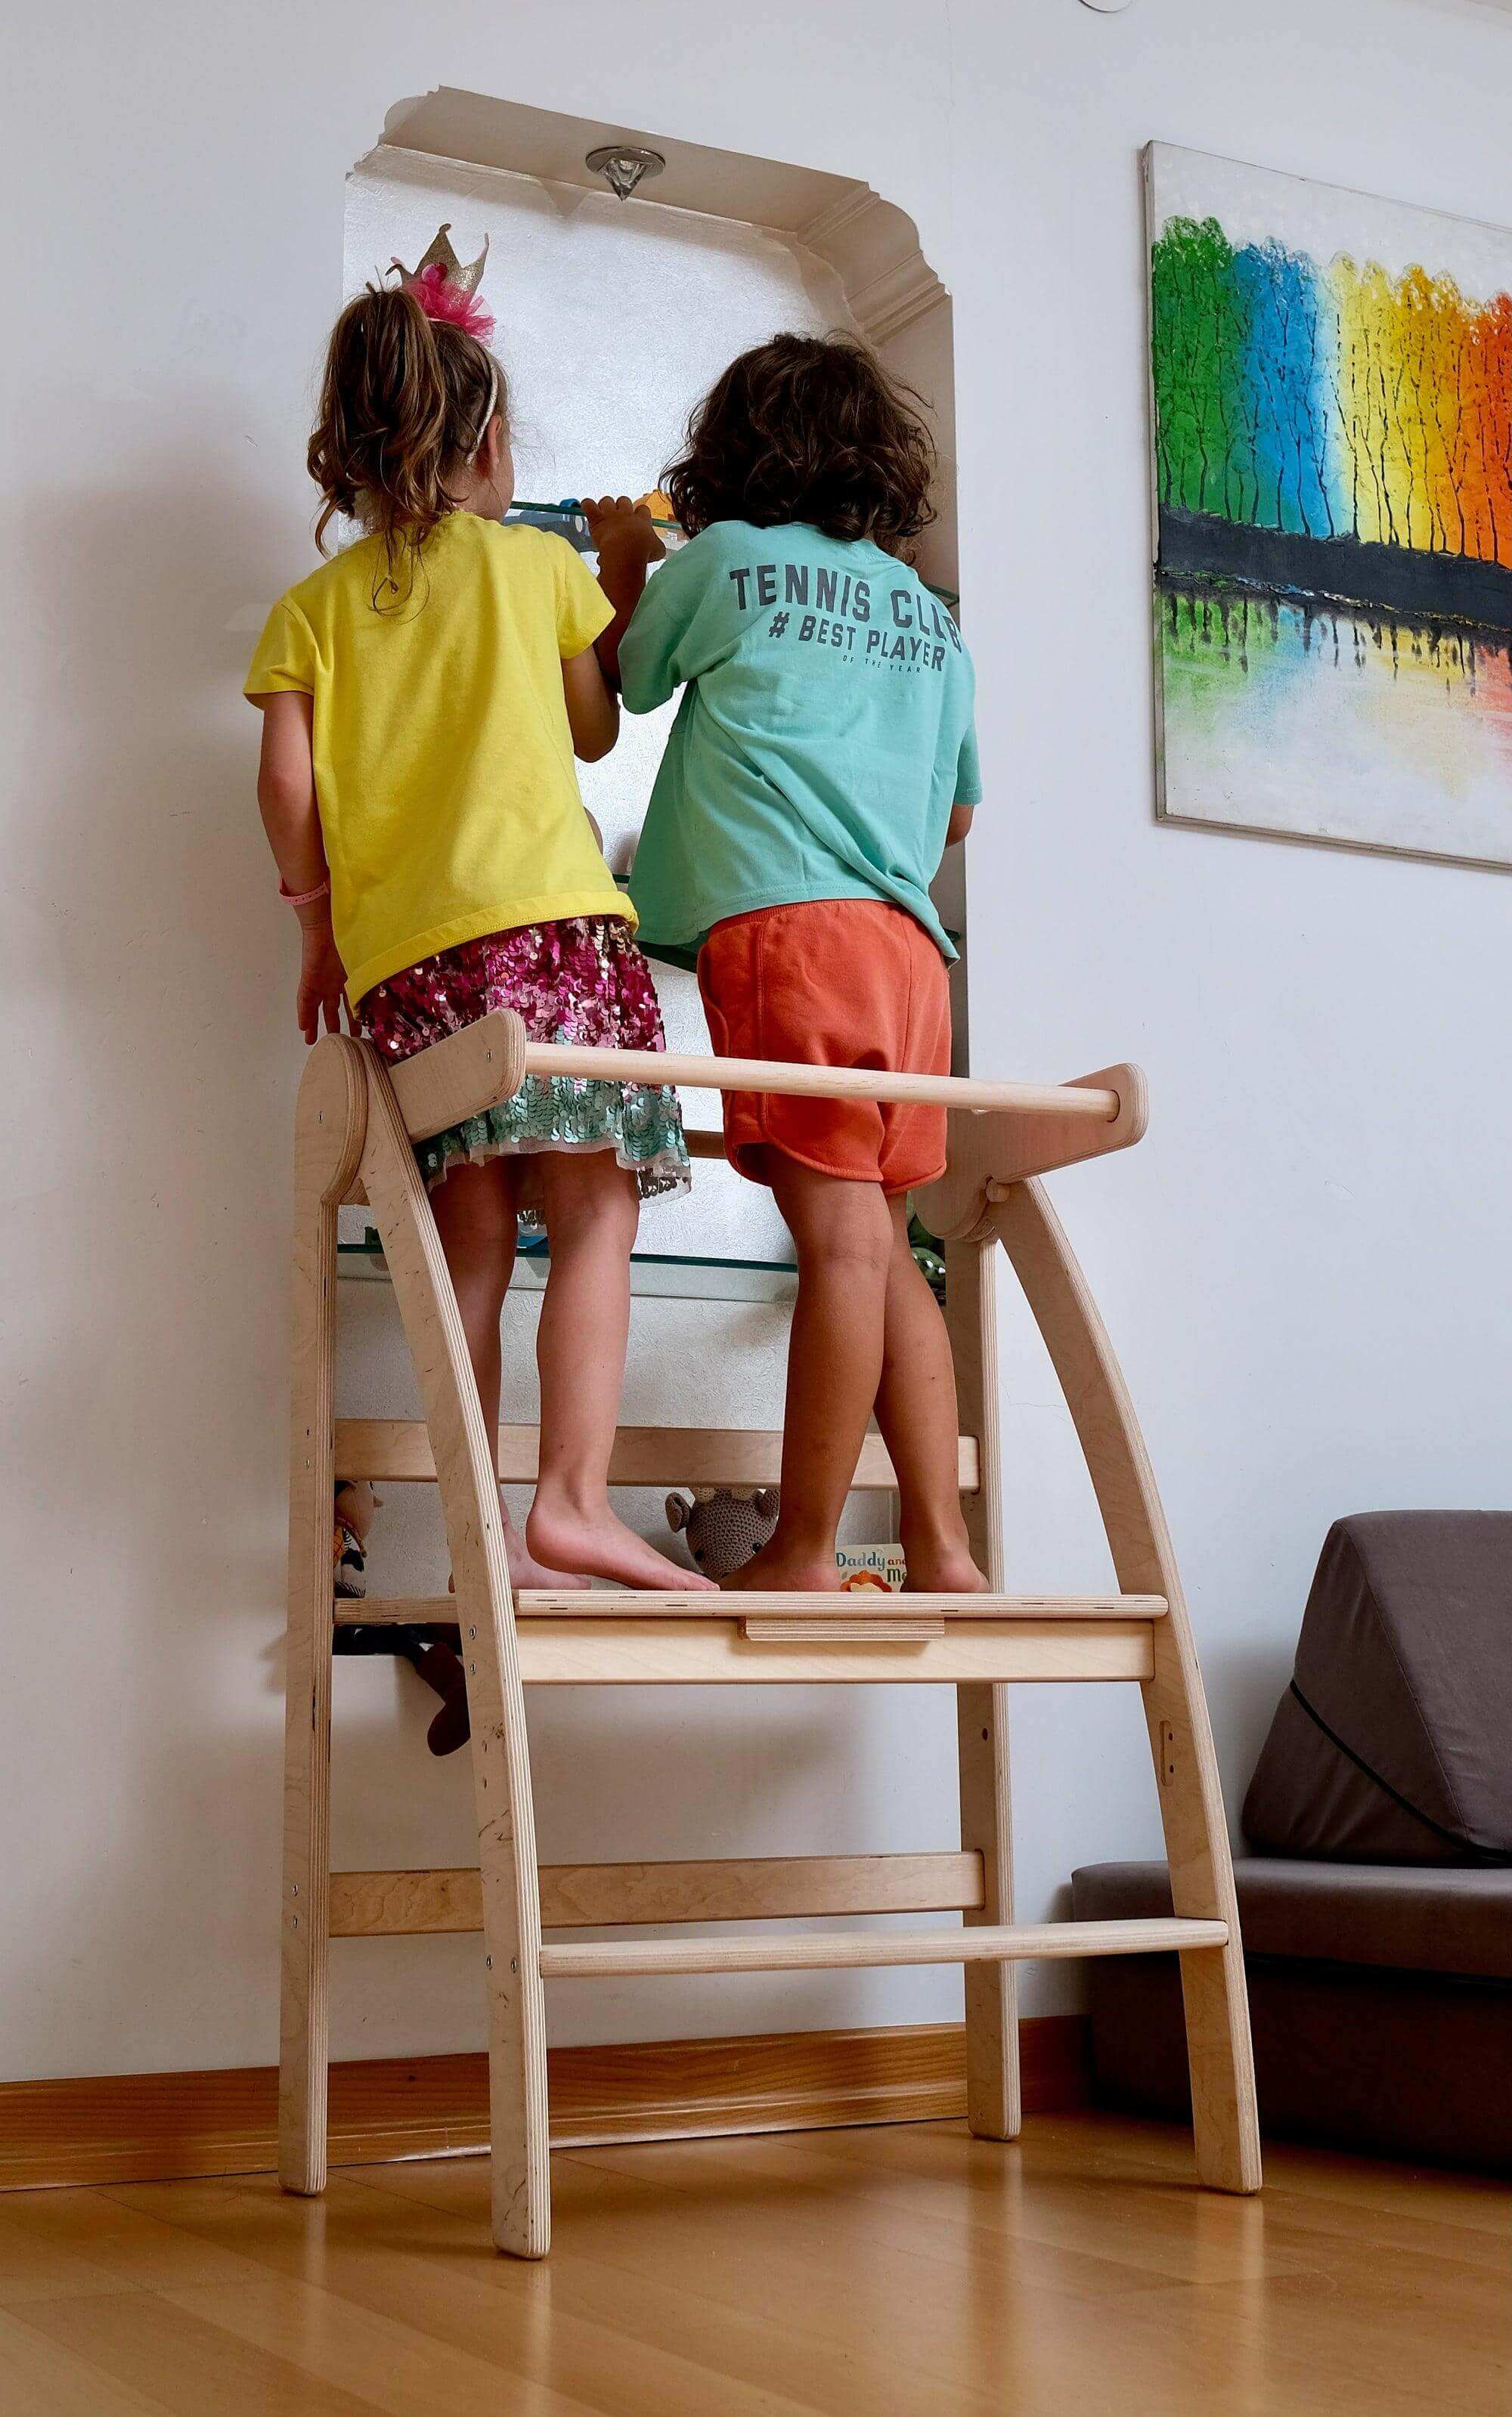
[665,1485,781,1579]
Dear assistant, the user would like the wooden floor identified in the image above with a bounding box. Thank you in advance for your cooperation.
[0,2112,1505,2414]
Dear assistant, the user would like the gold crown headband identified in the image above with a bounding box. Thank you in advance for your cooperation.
[392,222,491,300]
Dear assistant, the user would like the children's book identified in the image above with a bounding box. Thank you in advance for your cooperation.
[835,1545,907,1593]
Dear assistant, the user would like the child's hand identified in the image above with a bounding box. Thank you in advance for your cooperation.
[581,495,666,575]
[584,499,666,690]
[296,913,348,1045]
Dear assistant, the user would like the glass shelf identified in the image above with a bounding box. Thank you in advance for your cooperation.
[337,1238,796,1304]
[505,499,960,608]
[505,499,683,555]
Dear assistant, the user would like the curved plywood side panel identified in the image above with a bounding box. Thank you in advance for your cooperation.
[992,1179,1262,2195]
[354,1043,552,2257]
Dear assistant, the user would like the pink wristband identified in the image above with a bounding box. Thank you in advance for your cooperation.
[280,876,330,907]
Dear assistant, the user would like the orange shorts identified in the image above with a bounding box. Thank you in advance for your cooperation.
[697,900,952,1193]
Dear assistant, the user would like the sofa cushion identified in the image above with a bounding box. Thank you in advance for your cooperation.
[1241,1512,1512,1864]
[1082,1944,1512,2171]
[1071,1857,1512,1983]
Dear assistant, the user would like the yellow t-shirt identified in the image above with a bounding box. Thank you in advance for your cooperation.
[245,513,625,1003]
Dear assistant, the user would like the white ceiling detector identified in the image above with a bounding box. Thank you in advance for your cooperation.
[1080,0,1134,12]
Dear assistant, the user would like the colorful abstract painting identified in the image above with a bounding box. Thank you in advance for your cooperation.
[1146,144,1512,868]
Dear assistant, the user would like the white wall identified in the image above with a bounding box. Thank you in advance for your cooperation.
[4,0,1509,2082]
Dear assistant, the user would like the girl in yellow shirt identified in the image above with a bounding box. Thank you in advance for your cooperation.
[247,265,709,1598]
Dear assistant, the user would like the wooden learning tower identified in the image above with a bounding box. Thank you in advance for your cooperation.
[281,1015,1262,2255]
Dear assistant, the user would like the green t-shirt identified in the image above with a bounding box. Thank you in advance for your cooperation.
[621,519,980,965]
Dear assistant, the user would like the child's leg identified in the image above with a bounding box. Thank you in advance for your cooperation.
[873,1197,988,1593]
[429,1156,584,1591]
[429,1157,516,1435]
[724,1158,894,1593]
[525,1151,717,1591]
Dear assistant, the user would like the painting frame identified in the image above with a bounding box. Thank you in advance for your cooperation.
[1145,141,1512,875]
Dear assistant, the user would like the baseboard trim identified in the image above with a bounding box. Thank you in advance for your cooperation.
[0,2016,1088,2192]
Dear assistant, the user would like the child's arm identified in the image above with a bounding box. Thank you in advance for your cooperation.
[252,689,347,1044]
[581,495,666,690]
[561,643,619,762]
[932,804,974,878]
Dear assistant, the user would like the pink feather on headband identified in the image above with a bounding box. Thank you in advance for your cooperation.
[408,261,495,344]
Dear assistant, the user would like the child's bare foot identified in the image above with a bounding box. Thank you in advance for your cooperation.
[502,1502,590,1593]
[445,1499,592,1597]
[721,1537,847,1593]
[526,1496,719,1592]
[900,1533,991,1594]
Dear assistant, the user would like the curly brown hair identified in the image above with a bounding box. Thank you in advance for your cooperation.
[662,333,937,557]
[307,284,506,597]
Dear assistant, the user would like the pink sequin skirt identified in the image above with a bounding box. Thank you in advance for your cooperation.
[359,916,690,1209]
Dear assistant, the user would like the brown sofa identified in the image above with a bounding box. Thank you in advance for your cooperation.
[1072,1513,1512,2170]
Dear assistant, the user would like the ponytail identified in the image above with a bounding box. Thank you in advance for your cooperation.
[307,284,506,598]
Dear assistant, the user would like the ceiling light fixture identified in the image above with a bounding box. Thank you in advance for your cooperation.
[585,145,666,202]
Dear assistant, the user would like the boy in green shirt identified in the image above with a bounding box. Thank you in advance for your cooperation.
[586,334,986,1596]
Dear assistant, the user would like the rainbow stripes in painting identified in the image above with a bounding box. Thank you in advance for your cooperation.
[1153,220,1512,575]
[1146,144,1512,870]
